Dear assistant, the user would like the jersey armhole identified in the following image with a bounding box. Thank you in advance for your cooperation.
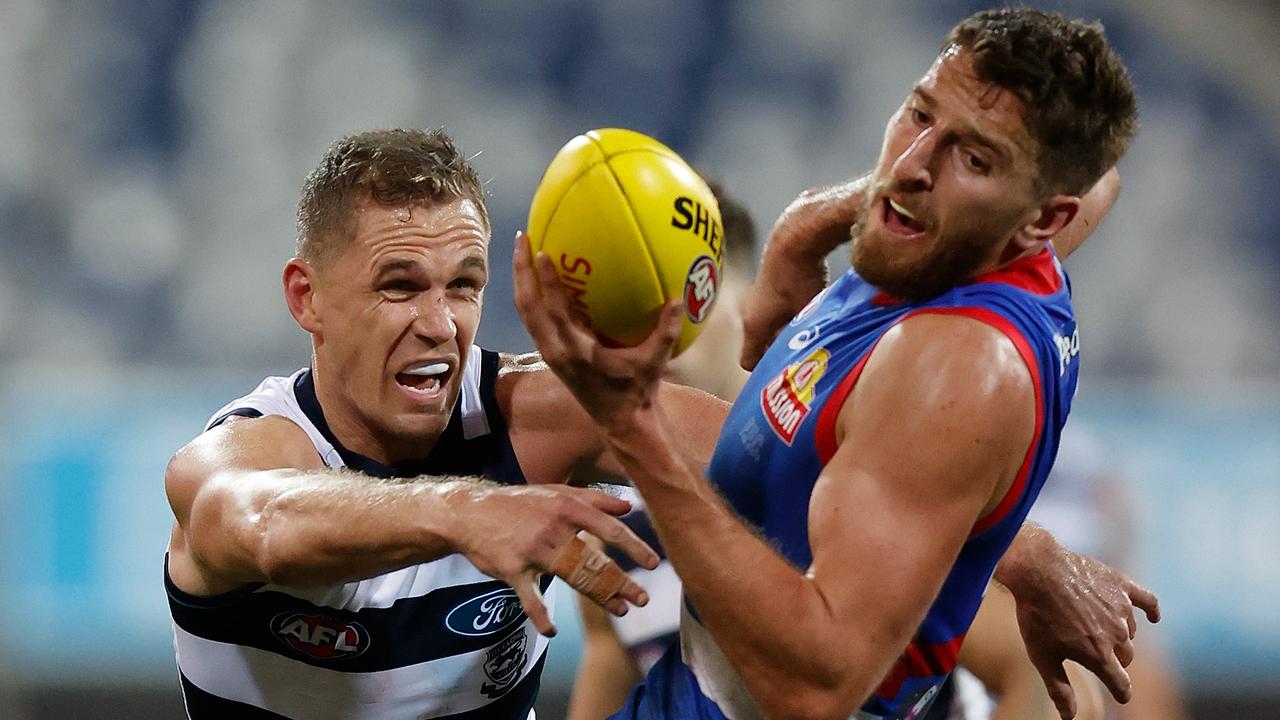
[811,306,1045,536]
[206,407,264,432]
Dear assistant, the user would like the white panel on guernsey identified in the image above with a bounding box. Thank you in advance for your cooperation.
[254,553,501,611]
[204,370,342,467]
[679,603,764,720]
[173,616,550,720]
[457,345,490,439]
[612,561,681,648]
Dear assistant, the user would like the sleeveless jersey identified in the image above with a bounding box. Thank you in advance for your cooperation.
[613,249,1080,720]
[166,347,553,720]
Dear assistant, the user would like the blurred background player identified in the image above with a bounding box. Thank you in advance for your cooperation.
[566,182,1107,720]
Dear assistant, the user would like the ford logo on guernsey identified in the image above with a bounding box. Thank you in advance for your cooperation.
[271,612,368,660]
[445,587,527,637]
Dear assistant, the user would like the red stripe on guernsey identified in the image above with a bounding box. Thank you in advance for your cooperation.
[970,248,1061,295]
[918,307,1045,535]
[812,306,1045,535]
[814,348,877,465]
[876,633,968,698]
[872,250,1060,310]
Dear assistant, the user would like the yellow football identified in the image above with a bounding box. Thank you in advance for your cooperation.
[527,128,723,356]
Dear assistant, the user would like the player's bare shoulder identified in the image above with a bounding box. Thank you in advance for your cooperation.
[875,312,1034,401]
[494,351,573,420]
[165,414,323,525]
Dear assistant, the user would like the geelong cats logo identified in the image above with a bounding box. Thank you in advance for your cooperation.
[480,629,529,698]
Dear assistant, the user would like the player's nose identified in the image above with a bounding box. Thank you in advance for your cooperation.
[891,131,935,193]
[411,294,458,345]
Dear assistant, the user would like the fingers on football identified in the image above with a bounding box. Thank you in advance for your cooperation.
[637,299,683,362]
[511,232,543,330]
[512,574,556,637]
[534,251,591,340]
[1125,581,1161,624]
[1030,652,1078,720]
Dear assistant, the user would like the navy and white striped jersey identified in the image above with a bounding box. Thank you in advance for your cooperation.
[167,346,553,720]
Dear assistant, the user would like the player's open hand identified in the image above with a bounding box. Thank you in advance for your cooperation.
[452,482,659,637]
[1000,527,1160,718]
[512,231,681,435]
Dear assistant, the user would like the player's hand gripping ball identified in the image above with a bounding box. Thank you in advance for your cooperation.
[527,128,724,356]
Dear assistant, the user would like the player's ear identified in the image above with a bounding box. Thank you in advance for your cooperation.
[1011,194,1079,254]
[284,258,322,334]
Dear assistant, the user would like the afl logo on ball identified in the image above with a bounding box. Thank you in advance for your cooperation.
[271,612,368,660]
[684,255,718,323]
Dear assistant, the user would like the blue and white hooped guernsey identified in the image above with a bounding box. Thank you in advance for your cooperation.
[613,249,1080,720]
[166,346,552,720]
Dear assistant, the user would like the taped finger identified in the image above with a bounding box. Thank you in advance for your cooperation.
[550,536,628,605]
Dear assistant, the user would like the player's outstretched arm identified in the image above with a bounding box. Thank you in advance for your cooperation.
[165,413,658,635]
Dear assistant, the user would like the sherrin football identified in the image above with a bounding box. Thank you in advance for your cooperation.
[527,128,724,356]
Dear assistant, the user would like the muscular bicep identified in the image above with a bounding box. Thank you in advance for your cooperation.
[805,314,1035,672]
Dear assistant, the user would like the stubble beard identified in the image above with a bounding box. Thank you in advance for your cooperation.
[850,206,995,302]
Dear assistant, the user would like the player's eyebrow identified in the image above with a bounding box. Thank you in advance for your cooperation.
[373,259,425,280]
[912,86,1012,163]
[456,255,488,276]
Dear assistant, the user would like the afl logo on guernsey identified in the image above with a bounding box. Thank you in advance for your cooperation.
[684,255,718,323]
[271,612,368,660]
[761,347,830,445]
[445,587,527,637]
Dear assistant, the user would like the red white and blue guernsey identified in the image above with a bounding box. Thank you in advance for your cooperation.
[166,346,552,720]
[613,248,1080,720]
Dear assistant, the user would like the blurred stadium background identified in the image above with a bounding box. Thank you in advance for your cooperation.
[1,0,1277,718]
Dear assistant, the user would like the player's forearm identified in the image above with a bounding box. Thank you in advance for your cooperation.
[191,468,469,586]
[603,412,878,718]
[992,522,1056,596]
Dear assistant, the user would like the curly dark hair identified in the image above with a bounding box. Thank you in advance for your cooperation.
[945,8,1137,196]
[296,129,489,265]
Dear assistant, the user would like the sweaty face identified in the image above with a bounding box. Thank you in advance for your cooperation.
[307,197,489,462]
[853,48,1043,300]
